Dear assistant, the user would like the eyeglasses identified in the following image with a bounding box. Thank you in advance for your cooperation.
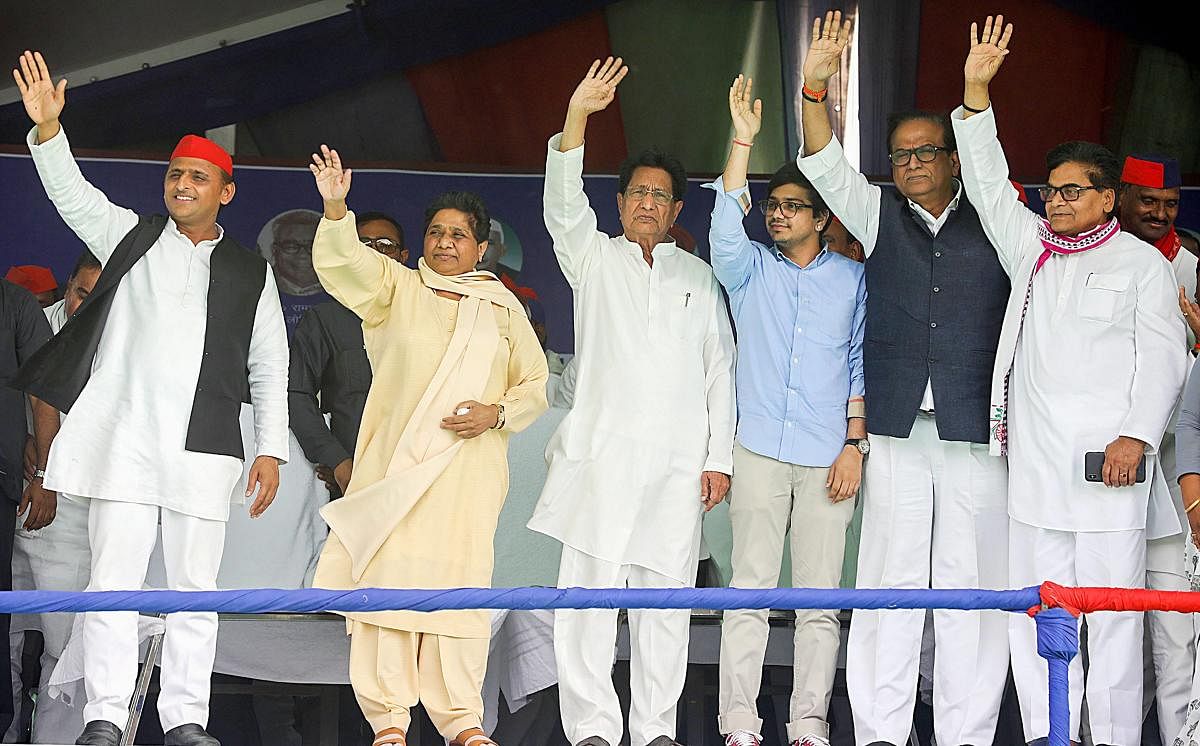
[361,237,401,251]
[888,145,951,166]
[1037,184,1099,202]
[757,199,814,218]
[625,186,674,206]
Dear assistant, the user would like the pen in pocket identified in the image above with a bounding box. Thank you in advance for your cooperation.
[685,292,691,307]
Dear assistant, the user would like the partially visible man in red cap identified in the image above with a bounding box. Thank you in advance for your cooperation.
[10,50,289,746]
[1119,154,1195,339]
[4,265,58,307]
[1119,152,1198,746]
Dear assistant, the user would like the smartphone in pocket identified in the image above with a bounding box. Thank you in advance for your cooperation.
[1084,451,1146,483]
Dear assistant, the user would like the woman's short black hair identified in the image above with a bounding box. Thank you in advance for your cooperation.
[423,192,490,243]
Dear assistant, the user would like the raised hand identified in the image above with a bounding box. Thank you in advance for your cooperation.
[310,144,352,203]
[13,51,66,133]
[965,14,1013,86]
[568,57,628,117]
[803,11,852,88]
[729,75,762,143]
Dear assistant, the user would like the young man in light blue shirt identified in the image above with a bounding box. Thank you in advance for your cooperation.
[708,75,867,746]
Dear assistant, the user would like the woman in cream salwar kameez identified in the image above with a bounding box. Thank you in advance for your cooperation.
[307,145,549,746]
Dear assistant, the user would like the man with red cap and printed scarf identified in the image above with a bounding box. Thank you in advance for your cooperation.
[1118,153,1198,746]
[954,18,1187,745]
[10,51,288,746]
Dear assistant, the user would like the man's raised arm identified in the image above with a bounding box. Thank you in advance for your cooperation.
[545,58,628,288]
[706,74,762,293]
[14,50,135,264]
[796,12,880,255]
[950,15,1037,274]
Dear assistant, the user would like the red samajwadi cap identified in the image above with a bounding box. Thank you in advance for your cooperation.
[170,134,233,178]
[1121,154,1181,190]
[6,265,57,294]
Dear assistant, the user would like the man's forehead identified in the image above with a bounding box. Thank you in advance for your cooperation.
[358,219,402,239]
[628,166,673,188]
[166,156,223,177]
[1130,184,1181,201]
[891,120,945,147]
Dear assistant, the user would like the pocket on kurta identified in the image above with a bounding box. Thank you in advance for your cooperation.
[1077,272,1129,323]
[667,294,700,341]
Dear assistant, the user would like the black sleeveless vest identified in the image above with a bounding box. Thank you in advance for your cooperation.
[14,215,268,459]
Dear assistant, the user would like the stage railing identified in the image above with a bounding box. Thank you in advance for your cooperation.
[3,581,1191,746]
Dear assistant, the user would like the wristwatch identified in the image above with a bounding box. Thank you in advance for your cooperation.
[33,469,46,480]
[491,403,506,430]
[844,438,870,456]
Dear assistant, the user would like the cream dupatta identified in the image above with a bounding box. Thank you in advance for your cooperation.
[319,258,525,581]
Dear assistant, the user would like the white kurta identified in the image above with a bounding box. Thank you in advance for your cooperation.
[26,127,289,520]
[528,134,736,584]
[952,107,1186,533]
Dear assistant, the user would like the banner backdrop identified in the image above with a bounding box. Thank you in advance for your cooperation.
[1,151,772,351]
[4,150,1200,352]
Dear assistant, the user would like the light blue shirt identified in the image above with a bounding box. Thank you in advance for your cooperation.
[706,177,866,468]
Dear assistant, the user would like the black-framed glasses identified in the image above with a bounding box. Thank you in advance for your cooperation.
[1037,184,1099,203]
[888,145,951,166]
[625,186,674,205]
[758,199,814,218]
[361,237,401,251]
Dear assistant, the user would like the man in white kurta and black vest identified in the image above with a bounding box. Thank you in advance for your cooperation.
[528,58,736,746]
[10,51,288,746]
[954,18,1187,745]
[797,14,1012,746]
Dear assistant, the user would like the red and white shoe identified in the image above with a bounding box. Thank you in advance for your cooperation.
[791,734,831,746]
[724,731,762,746]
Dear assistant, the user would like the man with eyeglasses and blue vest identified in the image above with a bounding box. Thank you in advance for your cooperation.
[797,12,1013,746]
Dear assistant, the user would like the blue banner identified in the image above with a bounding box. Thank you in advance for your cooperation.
[4,150,1200,352]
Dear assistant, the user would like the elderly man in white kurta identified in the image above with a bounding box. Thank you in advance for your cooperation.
[528,58,736,746]
[12,52,288,746]
[953,20,1187,745]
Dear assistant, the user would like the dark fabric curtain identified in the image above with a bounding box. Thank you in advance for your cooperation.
[854,0,921,176]
[778,0,850,160]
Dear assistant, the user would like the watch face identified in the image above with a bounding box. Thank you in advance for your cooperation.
[857,440,870,455]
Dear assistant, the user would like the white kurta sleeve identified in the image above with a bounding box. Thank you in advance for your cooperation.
[796,136,882,256]
[544,134,608,288]
[701,276,736,475]
[950,106,1040,276]
[26,127,138,266]
[247,267,290,463]
[1120,258,1188,451]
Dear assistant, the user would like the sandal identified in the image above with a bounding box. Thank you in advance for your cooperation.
[372,731,406,746]
[451,731,498,746]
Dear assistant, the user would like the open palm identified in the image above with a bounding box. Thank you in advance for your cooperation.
[568,57,628,115]
[13,51,65,125]
[803,10,852,86]
[965,15,1013,85]
[729,74,762,141]
[309,144,352,202]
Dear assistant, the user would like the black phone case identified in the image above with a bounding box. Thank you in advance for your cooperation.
[1084,451,1147,483]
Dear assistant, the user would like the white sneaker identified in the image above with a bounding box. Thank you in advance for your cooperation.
[724,731,762,746]
[792,735,831,746]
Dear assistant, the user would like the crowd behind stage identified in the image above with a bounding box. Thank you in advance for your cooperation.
[4,11,1200,746]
